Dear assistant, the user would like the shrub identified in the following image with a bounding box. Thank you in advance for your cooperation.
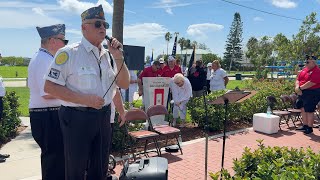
[0,91,21,143]
[187,79,294,131]
[210,140,320,180]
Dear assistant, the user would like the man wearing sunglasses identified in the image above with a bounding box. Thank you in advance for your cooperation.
[44,5,129,180]
[295,54,320,134]
[28,24,67,180]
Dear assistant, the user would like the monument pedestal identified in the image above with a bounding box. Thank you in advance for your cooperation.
[143,77,170,126]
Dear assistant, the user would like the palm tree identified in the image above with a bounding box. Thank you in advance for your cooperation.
[185,39,191,49]
[165,32,172,55]
[112,0,124,44]
[178,37,185,55]
[191,41,198,49]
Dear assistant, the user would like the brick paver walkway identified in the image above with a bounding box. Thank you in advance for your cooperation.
[112,124,320,179]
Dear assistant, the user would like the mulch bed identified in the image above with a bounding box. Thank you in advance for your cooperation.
[0,125,27,148]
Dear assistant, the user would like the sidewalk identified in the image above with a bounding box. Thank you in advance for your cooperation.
[1,117,320,180]
[0,117,41,180]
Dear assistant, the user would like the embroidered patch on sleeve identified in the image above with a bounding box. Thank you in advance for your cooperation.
[48,68,60,79]
[55,51,69,65]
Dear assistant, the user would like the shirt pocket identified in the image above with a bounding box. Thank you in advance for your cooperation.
[77,67,98,90]
[105,68,116,85]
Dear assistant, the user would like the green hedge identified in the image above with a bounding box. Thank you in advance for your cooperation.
[210,140,320,179]
[187,79,294,131]
[0,91,21,143]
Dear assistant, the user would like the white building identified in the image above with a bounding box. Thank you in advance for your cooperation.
[176,49,212,64]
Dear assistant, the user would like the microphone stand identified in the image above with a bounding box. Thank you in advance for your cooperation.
[202,86,209,180]
[221,97,229,171]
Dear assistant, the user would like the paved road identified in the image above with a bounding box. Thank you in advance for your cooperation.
[3,81,27,87]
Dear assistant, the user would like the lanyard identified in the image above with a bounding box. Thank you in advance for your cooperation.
[91,51,102,80]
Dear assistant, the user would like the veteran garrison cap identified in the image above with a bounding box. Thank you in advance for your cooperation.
[36,24,65,39]
[81,5,105,21]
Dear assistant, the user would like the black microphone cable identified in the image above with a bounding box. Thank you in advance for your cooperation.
[103,35,126,98]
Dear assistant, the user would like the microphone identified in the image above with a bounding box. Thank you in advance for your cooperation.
[105,35,123,52]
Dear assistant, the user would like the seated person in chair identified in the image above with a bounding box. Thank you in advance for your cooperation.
[169,73,192,127]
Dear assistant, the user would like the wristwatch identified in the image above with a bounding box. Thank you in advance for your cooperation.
[299,86,302,91]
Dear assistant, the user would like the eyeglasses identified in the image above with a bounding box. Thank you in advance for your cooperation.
[53,37,68,45]
[85,21,109,29]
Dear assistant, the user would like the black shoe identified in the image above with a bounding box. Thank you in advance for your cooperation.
[296,125,308,131]
[0,154,10,158]
[304,127,313,134]
[0,158,6,163]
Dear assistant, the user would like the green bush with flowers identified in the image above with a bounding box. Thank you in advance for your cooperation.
[187,79,295,131]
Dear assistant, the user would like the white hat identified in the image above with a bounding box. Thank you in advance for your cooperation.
[168,55,175,61]
[207,63,212,67]
[159,58,165,64]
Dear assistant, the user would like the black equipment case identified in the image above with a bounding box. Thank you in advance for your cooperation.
[119,157,168,180]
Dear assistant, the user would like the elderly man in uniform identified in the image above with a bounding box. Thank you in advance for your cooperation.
[44,5,129,180]
[28,24,67,179]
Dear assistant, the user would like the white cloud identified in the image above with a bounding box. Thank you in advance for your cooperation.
[151,0,194,15]
[0,1,59,9]
[186,23,224,38]
[32,7,45,16]
[58,0,113,15]
[0,10,62,29]
[253,16,264,21]
[66,29,82,36]
[124,23,168,43]
[271,0,297,9]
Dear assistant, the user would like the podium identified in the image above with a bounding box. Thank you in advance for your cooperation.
[142,77,171,126]
[207,90,255,172]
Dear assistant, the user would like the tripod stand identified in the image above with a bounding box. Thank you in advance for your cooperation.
[207,90,255,173]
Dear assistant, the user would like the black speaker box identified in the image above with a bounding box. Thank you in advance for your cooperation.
[119,157,168,180]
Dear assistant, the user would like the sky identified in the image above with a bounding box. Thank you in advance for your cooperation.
[0,0,319,59]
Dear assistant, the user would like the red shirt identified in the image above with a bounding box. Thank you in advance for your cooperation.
[139,66,161,80]
[298,65,320,89]
[161,65,182,78]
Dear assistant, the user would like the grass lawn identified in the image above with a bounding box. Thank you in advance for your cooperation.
[6,87,29,117]
[227,80,249,90]
[228,71,256,76]
[0,66,28,78]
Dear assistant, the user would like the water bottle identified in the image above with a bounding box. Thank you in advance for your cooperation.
[267,106,271,117]
[178,134,183,147]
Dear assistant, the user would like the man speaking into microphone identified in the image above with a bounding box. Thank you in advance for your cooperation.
[44,5,129,180]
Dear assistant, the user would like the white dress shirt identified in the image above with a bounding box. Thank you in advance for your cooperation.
[45,37,118,107]
[210,68,227,91]
[28,48,61,108]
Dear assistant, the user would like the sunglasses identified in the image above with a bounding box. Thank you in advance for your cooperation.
[85,21,109,29]
[53,37,68,45]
